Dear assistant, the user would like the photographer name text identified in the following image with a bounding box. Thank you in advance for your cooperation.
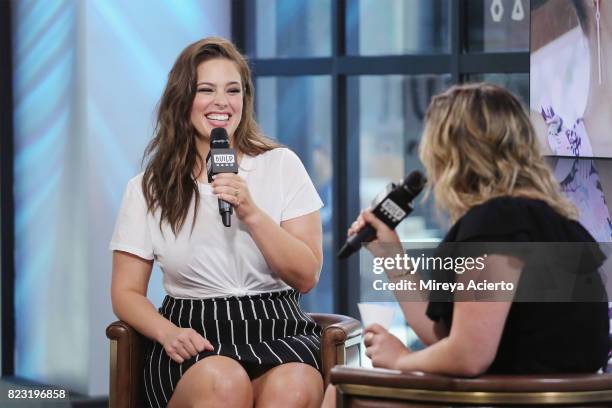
[373,279,514,292]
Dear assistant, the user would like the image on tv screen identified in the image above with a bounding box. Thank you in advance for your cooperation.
[531,0,612,158]
[546,157,612,242]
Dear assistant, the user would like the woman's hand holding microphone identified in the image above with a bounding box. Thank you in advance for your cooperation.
[211,173,261,225]
[348,209,413,370]
[347,209,404,259]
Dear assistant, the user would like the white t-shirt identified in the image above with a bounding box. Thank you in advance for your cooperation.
[109,147,323,299]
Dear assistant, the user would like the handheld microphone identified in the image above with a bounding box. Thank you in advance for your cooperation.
[338,170,426,259]
[206,128,238,227]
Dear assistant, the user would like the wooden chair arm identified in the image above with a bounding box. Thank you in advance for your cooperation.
[310,313,362,387]
[106,321,145,408]
[330,366,612,407]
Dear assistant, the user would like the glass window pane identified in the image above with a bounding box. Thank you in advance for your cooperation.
[255,76,333,313]
[346,0,450,55]
[466,0,530,52]
[252,0,331,58]
[349,74,451,360]
[467,73,529,105]
[350,74,451,241]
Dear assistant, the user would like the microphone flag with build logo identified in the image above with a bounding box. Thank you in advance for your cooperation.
[206,128,239,227]
[338,170,426,259]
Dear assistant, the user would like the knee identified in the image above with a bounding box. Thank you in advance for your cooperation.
[205,364,252,404]
[268,371,323,407]
[280,387,314,407]
[180,358,252,407]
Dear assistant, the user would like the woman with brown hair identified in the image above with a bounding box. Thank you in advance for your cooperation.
[110,37,324,407]
[324,83,609,405]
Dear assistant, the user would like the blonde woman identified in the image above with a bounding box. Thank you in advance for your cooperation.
[324,83,609,405]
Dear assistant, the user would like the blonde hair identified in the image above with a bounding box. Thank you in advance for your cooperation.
[419,83,578,223]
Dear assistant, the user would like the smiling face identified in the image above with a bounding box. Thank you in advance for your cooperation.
[190,58,243,141]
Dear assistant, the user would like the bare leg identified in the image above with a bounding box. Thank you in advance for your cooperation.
[168,356,252,408]
[321,384,336,408]
[252,362,323,408]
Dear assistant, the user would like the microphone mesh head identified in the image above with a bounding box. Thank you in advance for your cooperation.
[402,171,426,193]
[210,128,230,148]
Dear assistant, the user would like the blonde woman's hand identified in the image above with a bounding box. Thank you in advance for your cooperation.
[364,324,411,369]
[347,209,403,258]
[212,173,261,224]
[160,327,214,364]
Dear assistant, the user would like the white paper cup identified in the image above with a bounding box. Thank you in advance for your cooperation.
[357,303,396,330]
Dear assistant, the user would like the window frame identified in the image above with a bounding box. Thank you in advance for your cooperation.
[232,0,529,317]
[1,0,15,375]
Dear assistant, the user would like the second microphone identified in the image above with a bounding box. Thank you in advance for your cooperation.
[206,127,239,227]
[338,170,426,259]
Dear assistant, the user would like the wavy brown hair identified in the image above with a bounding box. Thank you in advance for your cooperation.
[142,37,279,233]
[419,82,578,223]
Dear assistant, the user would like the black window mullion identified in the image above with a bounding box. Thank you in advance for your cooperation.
[331,0,356,317]
[250,53,529,78]
[251,55,452,76]
[340,73,362,319]
[450,0,463,83]
[244,0,256,57]
[337,55,450,75]
[460,53,530,74]
[250,58,333,76]
[1,0,15,376]
[231,0,246,53]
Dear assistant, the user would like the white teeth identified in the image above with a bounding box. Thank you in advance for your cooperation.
[206,113,229,121]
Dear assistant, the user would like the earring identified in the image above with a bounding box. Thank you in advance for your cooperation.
[595,0,602,84]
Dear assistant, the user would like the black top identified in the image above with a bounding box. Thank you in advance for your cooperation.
[426,196,610,374]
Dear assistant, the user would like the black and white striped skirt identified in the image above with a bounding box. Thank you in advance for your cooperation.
[143,289,321,408]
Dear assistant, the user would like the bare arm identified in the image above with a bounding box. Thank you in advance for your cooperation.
[382,254,449,345]
[365,254,522,376]
[111,250,212,362]
[392,300,512,376]
[394,300,449,346]
[111,251,169,341]
[352,210,448,345]
[245,210,323,293]
[213,173,323,293]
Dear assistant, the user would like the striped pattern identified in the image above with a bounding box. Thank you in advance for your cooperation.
[143,289,321,408]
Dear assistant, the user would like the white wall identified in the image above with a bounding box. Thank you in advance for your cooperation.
[13,0,230,395]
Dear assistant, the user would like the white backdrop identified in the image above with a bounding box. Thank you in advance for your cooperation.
[12,0,230,395]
